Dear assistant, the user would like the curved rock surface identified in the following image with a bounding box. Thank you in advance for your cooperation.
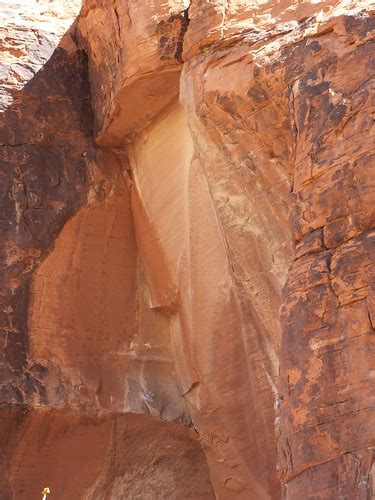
[1,0,374,498]
[1,407,213,498]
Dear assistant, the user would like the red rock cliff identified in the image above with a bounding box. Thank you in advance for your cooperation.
[0,0,374,498]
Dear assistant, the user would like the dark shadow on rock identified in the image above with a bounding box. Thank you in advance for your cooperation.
[0,21,94,405]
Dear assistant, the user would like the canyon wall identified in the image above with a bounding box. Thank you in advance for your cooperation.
[0,1,212,498]
[1,0,374,498]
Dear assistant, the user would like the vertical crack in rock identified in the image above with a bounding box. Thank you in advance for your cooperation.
[156,8,190,64]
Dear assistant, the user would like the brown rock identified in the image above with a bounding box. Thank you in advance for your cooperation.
[1,0,374,498]
[0,407,213,499]
[278,14,375,494]
[0,2,212,497]
[77,0,189,142]
[0,0,92,406]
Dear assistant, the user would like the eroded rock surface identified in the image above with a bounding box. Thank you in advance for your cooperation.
[0,407,213,499]
[1,0,374,498]
[0,0,91,407]
[0,1,210,497]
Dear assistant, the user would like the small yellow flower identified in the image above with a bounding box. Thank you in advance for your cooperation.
[42,487,51,495]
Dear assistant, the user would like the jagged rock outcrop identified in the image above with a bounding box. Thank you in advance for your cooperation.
[1,0,374,498]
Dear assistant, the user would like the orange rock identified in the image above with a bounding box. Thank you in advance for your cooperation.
[1,0,374,498]
[0,407,213,498]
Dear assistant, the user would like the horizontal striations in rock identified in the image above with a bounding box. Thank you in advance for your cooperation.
[276,7,375,499]
[27,148,189,422]
[1,2,212,496]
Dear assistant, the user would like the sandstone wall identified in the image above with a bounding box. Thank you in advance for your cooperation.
[1,407,212,498]
[0,1,212,497]
[1,0,374,498]
[1,0,91,407]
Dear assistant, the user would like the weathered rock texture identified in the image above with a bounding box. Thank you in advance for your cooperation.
[1,407,212,498]
[0,0,211,497]
[1,0,374,498]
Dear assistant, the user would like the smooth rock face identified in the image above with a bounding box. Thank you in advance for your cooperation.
[77,0,189,142]
[1,0,374,498]
[0,407,213,499]
[0,0,211,496]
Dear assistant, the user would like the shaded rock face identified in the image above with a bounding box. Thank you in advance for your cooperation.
[0,407,213,499]
[0,0,92,405]
[0,1,374,499]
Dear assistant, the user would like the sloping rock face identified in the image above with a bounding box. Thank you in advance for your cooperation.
[0,0,93,405]
[1,0,374,499]
[0,1,212,498]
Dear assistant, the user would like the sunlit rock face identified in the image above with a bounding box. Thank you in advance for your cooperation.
[77,0,190,142]
[0,0,82,110]
[180,2,375,497]
[1,0,374,498]
[0,0,210,496]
